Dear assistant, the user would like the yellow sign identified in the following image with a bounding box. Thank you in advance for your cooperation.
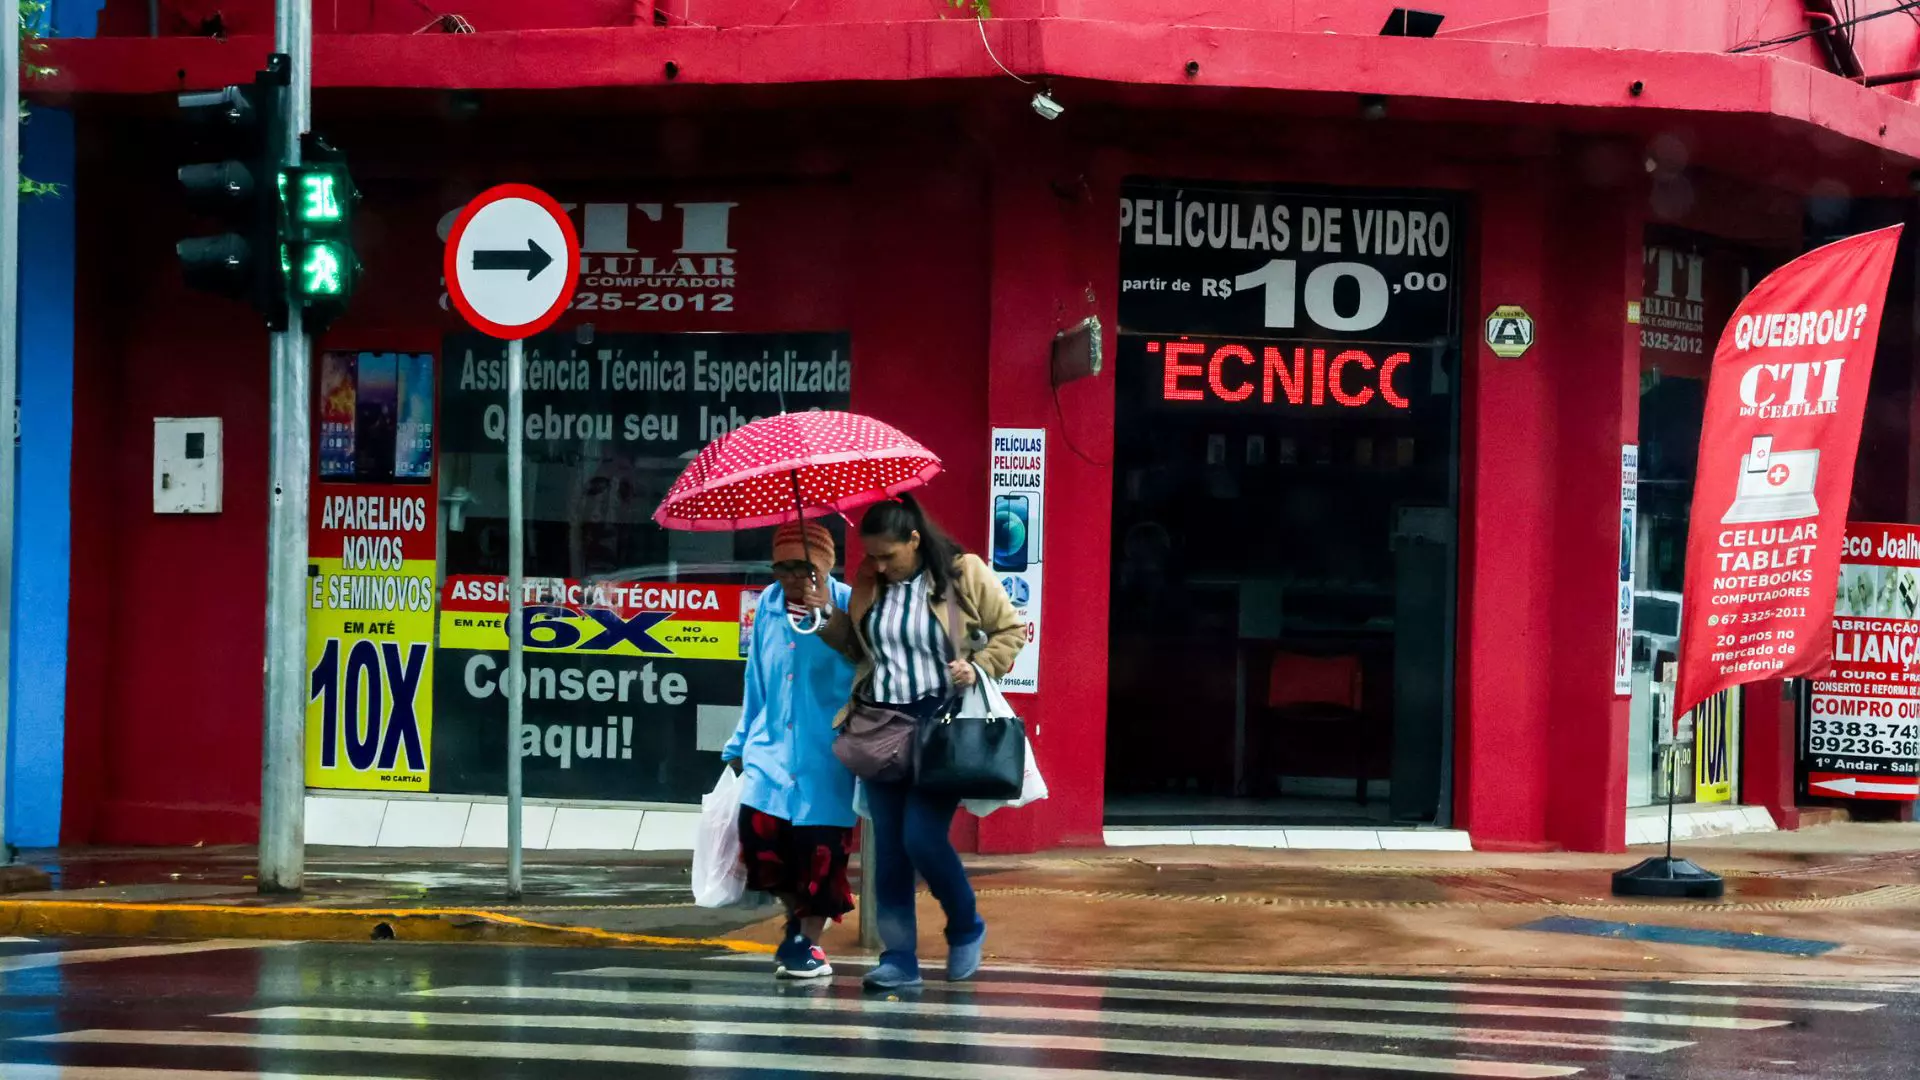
[305,555,437,791]
[1485,304,1536,359]
[437,608,741,660]
[1693,687,1738,803]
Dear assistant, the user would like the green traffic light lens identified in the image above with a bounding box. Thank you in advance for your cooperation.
[299,242,345,296]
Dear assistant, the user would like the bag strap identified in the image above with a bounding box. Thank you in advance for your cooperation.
[936,588,971,717]
[943,587,967,664]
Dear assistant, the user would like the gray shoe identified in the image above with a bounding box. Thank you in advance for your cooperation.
[862,962,923,991]
[947,930,985,982]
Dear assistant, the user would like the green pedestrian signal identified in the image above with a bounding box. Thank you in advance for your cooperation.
[278,134,360,332]
[298,242,345,296]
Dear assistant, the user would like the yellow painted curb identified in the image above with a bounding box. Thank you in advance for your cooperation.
[0,900,775,954]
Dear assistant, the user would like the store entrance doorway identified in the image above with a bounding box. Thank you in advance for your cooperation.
[1104,338,1459,826]
[1105,178,1466,830]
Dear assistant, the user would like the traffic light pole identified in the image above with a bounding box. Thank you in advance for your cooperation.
[259,0,312,894]
[0,0,22,868]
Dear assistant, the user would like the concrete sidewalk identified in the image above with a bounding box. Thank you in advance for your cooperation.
[4,822,1919,981]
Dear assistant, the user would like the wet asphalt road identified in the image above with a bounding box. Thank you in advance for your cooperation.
[0,936,1915,1079]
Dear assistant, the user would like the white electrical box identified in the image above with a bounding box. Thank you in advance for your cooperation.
[153,417,223,514]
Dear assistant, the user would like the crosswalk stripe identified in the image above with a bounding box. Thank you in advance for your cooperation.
[16,1029,1532,1080]
[0,940,292,974]
[411,984,1693,1053]
[1679,978,1920,995]
[229,1005,1579,1078]
[565,966,1786,1031]
[969,963,1883,1013]
[2,1060,424,1068]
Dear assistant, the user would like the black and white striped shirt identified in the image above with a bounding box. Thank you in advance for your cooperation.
[863,572,954,705]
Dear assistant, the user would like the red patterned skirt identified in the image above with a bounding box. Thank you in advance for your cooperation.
[735,807,856,920]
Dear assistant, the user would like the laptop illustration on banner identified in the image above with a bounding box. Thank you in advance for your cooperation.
[1722,435,1820,524]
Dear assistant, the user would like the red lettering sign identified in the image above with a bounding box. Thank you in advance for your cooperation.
[1147,338,1414,411]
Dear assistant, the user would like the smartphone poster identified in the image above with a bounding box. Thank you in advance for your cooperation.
[993,495,1030,573]
[355,352,400,483]
[318,352,358,480]
[988,428,1045,694]
[395,353,435,482]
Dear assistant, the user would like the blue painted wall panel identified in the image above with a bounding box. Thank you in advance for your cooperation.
[9,0,98,846]
[10,104,78,847]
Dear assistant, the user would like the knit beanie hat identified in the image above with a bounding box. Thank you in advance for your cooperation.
[772,521,836,580]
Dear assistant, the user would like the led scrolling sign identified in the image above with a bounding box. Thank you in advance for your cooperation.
[1152,339,1414,410]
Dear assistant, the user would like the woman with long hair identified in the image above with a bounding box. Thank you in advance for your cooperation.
[821,493,1026,990]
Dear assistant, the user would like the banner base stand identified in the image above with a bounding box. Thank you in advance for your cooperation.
[1611,856,1725,899]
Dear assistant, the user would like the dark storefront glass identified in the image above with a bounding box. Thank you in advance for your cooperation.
[1108,181,1463,826]
[1630,229,1774,807]
[431,331,851,804]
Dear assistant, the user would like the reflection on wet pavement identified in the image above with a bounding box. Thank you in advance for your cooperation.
[0,936,1916,1079]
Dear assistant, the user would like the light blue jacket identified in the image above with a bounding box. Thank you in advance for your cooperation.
[722,579,858,828]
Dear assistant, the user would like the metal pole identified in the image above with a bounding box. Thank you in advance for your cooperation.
[857,822,877,950]
[259,0,312,893]
[0,0,23,868]
[506,337,525,898]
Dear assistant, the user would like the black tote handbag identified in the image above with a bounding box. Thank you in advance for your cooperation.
[913,705,1028,800]
[911,594,1028,800]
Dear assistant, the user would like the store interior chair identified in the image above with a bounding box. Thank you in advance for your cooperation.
[1262,651,1371,804]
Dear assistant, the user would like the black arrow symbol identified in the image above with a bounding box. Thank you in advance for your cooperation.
[472,238,554,280]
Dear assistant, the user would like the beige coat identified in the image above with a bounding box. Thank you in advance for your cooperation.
[821,553,1026,726]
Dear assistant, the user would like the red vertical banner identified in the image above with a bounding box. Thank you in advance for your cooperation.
[1677,226,1904,718]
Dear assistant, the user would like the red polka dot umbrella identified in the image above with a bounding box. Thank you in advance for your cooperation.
[653,411,942,531]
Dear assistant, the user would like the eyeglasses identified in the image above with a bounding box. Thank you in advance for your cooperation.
[771,561,816,577]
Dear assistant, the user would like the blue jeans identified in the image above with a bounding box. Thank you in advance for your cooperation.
[866,758,984,976]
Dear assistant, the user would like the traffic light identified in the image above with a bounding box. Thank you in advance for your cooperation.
[281,133,360,332]
[175,56,290,329]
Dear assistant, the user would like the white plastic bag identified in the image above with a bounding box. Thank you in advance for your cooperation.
[961,667,1050,818]
[958,668,1017,721]
[691,768,748,907]
[965,748,1049,817]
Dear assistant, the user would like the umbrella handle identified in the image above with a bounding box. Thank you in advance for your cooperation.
[786,563,828,635]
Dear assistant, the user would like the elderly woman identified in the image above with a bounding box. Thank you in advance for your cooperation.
[721,521,857,979]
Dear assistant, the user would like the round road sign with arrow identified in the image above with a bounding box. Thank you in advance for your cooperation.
[443,183,581,339]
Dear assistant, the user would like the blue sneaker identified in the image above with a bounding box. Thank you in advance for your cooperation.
[862,961,923,991]
[774,934,833,980]
[947,928,985,982]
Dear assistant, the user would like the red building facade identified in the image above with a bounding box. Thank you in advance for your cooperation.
[32,1,1920,853]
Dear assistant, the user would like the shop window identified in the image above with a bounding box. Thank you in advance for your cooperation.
[305,332,851,806]
[1628,229,1774,808]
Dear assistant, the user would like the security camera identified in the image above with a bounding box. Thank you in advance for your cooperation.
[1031,91,1064,120]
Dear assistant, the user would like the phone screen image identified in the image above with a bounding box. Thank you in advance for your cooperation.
[993,494,1030,573]
[354,352,400,483]
[318,352,357,480]
[395,353,435,482]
